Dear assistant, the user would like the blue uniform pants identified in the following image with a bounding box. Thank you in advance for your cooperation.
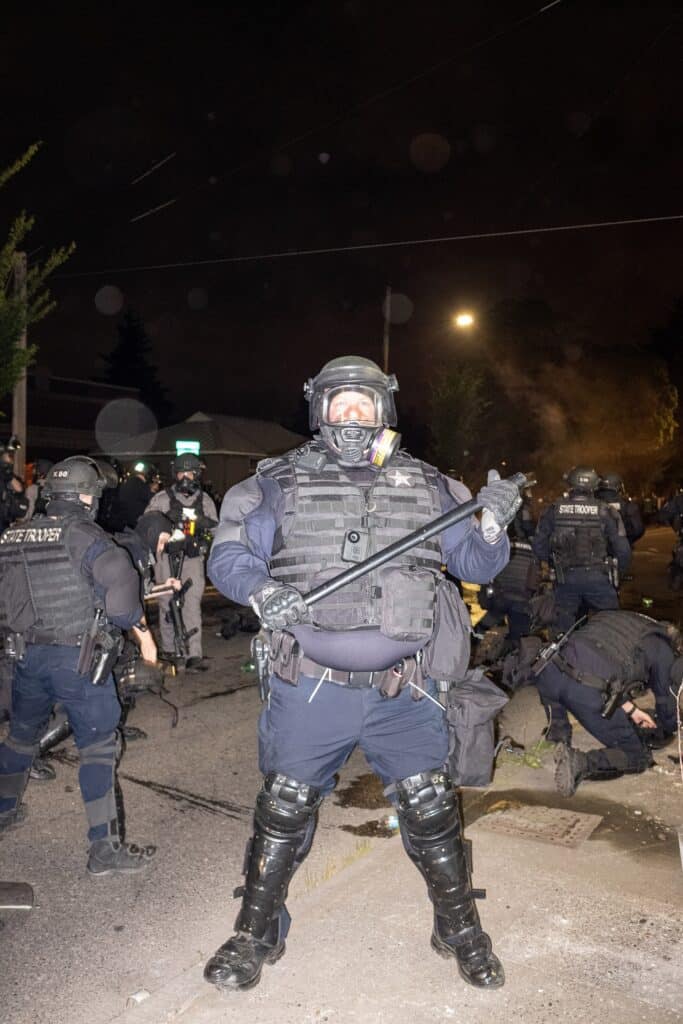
[535,663,650,773]
[259,674,449,793]
[0,645,121,841]
[554,572,619,633]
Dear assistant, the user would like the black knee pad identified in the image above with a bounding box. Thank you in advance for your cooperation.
[395,769,459,840]
[255,772,322,836]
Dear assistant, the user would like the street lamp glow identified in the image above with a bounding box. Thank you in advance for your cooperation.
[454,311,475,329]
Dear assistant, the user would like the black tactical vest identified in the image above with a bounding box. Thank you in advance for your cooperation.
[550,495,608,571]
[259,443,443,637]
[492,540,538,599]
[564,611,670,688]
[0,513,96,644]
[165,487,204,557]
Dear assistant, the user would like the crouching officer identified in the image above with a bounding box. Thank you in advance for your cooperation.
[528,610,680,795]
[204,355,521,993]
[0,457,156,875]
[532,466,631,633]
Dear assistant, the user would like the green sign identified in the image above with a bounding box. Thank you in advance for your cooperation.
[175,440,200,456]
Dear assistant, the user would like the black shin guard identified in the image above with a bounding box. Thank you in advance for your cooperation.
[396,769,504,989]
[204,773,321,991]
[235,773,321,939]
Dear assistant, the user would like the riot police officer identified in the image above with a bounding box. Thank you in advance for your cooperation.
[595,472,644,547]
[532,466,631,633]
[0,437,29,532]
[0,439,29,723]
[477,527,540,653]
[203,355,522,993]
[32,509,179,766]
[0,456,156,875]
[146,453,217,670]
[528,611,680,794]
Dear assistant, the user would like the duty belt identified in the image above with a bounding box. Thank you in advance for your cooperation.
[299,656,380,688]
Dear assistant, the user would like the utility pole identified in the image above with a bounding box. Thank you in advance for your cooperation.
[12,252,27,479]
[382,284,391,374]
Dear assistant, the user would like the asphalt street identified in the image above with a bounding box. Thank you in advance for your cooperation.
[0,526,681,1024]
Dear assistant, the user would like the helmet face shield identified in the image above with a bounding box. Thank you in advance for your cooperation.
[321,386,383,428]
[305,356,400,466]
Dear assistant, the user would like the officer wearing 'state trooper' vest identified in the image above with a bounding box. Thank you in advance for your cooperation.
[0,456,156,876]
[204,356,522,994]
[532,466,631,633]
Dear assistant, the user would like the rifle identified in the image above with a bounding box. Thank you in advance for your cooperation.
[164,542,198,660]
[531,615,587,678]
[167,578,197,660]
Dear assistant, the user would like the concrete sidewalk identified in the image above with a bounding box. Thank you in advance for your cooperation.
[2,527,682,1024]
[1,653,681,1024]
[106,730,683,1024]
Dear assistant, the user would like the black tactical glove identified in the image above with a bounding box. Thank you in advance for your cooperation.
[477,469,522,531]
[249,581,310,630]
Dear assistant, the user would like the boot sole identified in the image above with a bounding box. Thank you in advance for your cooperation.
[211,942,286,992]
[87,863,150,877]
[430,934,506,989]
[553,745,576,797]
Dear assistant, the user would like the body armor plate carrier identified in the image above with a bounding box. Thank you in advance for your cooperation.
[491,541,537,599]
[258,442,444,639]
[556,610,670,691]
[550,497,609,572]
[0,513,96,644]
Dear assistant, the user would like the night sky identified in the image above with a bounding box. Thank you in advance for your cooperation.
[2,1,683,432]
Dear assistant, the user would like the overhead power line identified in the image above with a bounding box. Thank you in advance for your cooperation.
[59,211,683,279]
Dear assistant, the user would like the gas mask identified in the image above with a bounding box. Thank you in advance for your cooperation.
[176,473,200,496]
[317,385,400,468]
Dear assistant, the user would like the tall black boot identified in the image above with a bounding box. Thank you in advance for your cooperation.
[396,770,505,989]
[204,773,321,992]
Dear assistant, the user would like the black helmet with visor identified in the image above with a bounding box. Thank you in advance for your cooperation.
[304,356,400,466]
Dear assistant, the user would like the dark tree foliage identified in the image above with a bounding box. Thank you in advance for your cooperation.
[103,310,174,425]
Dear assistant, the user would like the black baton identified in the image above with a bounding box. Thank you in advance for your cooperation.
[303,472,532,607]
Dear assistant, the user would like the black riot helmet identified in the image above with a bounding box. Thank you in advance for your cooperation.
[565,466,600,494]
[94,459,119,490]
[172,452,201,475]
[304,356,401,467]
[43,456,108,517]
[171,452,201,495]
[599,472,624,495]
